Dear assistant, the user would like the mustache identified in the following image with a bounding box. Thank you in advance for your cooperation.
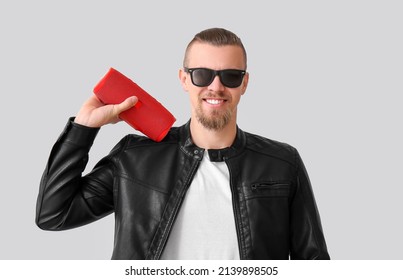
[200,91,227,99]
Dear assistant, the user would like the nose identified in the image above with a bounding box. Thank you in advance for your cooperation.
[207,74,225,91]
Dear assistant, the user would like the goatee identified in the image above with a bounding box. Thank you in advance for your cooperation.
[196,106,232,131]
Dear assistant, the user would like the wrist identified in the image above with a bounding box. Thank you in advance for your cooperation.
[73,114,101,128]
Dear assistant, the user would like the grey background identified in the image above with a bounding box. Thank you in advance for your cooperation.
[1,0,402,260]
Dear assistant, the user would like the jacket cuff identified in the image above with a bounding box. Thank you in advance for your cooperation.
[57,117,100,147]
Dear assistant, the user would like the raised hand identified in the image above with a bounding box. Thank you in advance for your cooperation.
[74,95,138,127]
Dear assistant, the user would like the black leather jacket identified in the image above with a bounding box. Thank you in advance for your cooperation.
[36,119,330,260]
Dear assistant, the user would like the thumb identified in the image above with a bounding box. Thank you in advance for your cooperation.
[115,96,138,115]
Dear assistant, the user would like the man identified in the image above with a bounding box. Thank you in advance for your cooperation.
[36,28,330,260]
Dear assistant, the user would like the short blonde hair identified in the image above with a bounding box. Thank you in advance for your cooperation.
[183,28,247,69]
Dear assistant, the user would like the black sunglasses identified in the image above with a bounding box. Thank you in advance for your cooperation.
[184,67,246,88]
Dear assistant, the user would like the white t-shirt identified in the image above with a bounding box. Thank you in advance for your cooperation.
[160,152,240,260]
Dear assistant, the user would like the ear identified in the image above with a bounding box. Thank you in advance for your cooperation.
[240,72,249,95]
[179,68,189,92]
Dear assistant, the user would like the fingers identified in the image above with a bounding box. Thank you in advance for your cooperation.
[75,95,138,127]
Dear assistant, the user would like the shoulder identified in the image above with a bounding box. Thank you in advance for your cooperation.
[118,125,182,150]
[243,130,298,166]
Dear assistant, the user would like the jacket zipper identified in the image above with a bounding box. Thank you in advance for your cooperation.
[251,182,290,191]
[225,159,245,260]
[154,155,202,260]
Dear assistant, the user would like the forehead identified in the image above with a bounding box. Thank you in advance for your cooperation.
[187,42,246,70]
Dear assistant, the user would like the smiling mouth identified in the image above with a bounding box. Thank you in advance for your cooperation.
[204,98,226,105]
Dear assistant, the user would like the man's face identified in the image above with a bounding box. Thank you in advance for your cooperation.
[180,42,249,131]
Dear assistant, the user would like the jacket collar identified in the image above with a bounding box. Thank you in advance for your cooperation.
[179,120,246,162]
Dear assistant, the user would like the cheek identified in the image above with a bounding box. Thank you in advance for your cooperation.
[230,92,242,106]
[188,91,202,110]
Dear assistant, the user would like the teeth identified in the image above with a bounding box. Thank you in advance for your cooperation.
[205,99,223,105]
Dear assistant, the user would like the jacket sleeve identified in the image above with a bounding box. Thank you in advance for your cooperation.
[35,118,124,231]
[289,149,330,259]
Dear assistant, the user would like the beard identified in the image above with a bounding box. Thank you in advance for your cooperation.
[195,93,233,131]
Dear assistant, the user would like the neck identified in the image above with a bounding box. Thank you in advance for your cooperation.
[190,118,237,150]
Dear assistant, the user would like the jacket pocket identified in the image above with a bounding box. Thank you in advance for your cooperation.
[246,181,291,200]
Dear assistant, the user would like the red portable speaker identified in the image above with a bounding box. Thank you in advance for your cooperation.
[93,68,176,142]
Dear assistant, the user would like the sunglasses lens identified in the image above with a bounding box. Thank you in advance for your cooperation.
[188,68,245,88]
[221,70,244,88]
[192,69,214,87]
